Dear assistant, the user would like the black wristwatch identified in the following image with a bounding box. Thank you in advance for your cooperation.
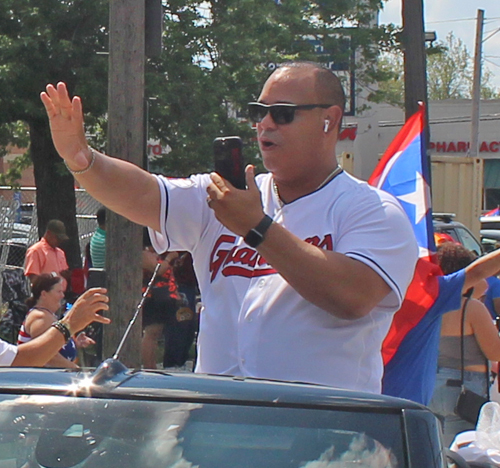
[244,215,273,248]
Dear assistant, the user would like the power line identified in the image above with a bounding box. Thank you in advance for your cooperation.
[426,18,475,25]
[484,57,500,69]
[426,16,500,25]
[484,27,500,43]
[379,113,500,128]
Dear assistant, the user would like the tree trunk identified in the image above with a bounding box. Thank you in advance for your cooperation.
[29,119,81,269]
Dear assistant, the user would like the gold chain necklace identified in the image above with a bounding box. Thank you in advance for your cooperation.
[273,165,342,207]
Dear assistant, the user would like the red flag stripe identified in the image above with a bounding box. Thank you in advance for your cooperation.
[368,103,425,187]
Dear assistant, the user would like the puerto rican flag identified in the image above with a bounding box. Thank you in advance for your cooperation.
[369,103,434,259]
[368,103,442,366]
[484,206,500,217]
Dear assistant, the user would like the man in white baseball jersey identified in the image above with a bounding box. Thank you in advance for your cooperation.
[41,62,418,393]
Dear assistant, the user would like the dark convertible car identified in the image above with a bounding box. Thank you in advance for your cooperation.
[0,359,456,468]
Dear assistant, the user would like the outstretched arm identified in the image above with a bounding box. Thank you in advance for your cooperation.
[25,311,78,368]
[11,328,68,367]
[40,82,161,231]
[11,288,110,367]
[464,248,500,292]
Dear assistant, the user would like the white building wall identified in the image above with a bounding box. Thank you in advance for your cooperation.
[337,99,500,181]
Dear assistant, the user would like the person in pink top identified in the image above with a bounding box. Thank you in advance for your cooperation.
[24,219,70,290]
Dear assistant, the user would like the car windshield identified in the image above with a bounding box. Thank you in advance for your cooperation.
[454,227,483,256]
[0,394,404,468]
[439,226,482,257]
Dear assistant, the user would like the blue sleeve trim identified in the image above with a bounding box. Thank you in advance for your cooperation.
[345,251,402,301]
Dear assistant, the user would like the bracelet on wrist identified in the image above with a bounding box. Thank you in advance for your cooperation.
[64,148,96,176]
[51,320,72,342]
[244,214,273,248]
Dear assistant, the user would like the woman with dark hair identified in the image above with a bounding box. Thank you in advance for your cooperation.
[429,242,500,445]
[18,274,93,368]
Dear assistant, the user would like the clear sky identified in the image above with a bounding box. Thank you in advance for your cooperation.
[379,0,500,89]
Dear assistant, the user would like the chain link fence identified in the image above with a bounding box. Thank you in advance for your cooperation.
[75,189,103,255]
[0,187,102,343]
[0,186,102,272]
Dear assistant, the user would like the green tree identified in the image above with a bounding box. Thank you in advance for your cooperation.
[0,0,109,268]
[374,32,499,107]
[0,0,395,257]
[145,0,396,175]
[0,122,31,184]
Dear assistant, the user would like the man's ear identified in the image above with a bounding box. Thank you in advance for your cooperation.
[325,106,343,133]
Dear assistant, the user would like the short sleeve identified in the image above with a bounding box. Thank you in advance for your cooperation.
[24,246,42,276]
[60,250,69,271]
[149,174,213,254]
[334,187,418,310]
[432,270,465,317]
[0,340,17,366]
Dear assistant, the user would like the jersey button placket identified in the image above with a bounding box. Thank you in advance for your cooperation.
[238,278,266,374]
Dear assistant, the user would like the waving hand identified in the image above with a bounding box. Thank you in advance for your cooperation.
[40,82,92,171]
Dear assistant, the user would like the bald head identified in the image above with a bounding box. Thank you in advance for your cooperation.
[270,62,346,118]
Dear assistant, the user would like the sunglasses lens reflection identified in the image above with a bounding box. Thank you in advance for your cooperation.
[248,104,296,125]
[270,107,295,125]
[248,105,268,123]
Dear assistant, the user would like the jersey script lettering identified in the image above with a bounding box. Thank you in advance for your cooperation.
[209,233,334,282]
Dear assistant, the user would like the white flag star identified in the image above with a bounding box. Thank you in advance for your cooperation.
[397,172,431,225]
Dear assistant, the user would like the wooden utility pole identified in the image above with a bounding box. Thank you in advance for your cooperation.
[103,0,145,367]
[469,9,484,158]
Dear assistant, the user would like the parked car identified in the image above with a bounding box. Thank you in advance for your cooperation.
[480,215,500,232]
[0,222,33,267]
[0,222,32,268]
[480,231,500,253]
[0,358,476,468]
[480,215,500,252]
[17,202,35,225]
[433,213,483,257]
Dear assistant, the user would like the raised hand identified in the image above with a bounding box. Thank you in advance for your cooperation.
[74,332,96,349]
[40,82,92,171]
[206,165,265,237]
[62,287,110,335]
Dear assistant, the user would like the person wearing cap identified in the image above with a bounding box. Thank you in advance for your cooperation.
[24,219,70,289]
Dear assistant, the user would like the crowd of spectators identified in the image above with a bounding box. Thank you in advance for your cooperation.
[0,214,199,371]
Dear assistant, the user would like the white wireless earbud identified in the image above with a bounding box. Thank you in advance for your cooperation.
[324,120,330,133]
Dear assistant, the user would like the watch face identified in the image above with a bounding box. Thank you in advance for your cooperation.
[244,229,263,248]
[244,215,273,248]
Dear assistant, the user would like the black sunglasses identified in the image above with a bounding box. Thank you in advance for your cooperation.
[247,102,333,125]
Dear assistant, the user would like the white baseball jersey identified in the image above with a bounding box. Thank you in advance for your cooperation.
[149,170,418,393]
[0,340,17,367]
